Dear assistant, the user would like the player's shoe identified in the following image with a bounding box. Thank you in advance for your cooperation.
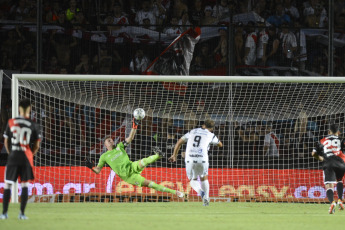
[18,214,29,220]
[337,199,344,210]
[200,191,205,199]
[0,213,8,219]
[203,197,210,206]
[153,147,165,158]
[329,201,336,214]
[176,191,185,198]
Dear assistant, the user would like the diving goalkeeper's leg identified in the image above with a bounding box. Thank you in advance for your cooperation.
[138,147,165,168]
[143,180,185,198]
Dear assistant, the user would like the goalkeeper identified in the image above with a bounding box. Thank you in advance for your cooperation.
[86,118,185,198]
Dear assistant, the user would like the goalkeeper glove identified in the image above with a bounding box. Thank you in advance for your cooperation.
[85,157,94,169]
[132,118,140,129]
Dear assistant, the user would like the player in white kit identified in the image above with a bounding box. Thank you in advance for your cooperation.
[169,119,223,206]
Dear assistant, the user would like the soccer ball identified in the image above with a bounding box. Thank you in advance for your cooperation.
[133,108,145,120]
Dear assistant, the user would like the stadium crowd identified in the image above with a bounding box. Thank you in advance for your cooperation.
[1,0,345,168]
[0,0,344,76]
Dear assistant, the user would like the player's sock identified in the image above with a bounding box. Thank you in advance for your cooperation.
[20,187,28,215]
[327,188,334,203]
[148,182,176,195]
[2,189,11,214]
[140,155,160,167]
[337,182,343,200]
[190,180,202,195]
[201,180,210,199]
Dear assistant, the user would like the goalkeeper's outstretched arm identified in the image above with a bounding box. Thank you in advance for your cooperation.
[86,157,102,174]
[125,118,140,143]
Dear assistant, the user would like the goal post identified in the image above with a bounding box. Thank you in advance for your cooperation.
[9,74,345,203]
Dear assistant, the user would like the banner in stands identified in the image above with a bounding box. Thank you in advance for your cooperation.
[0,166,327,201]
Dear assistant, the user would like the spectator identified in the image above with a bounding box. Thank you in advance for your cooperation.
[45,56,60,74]
[304,2,327,27]
[1,27,24,61]
[266,3,291,27]
[56,10,67,25]
[112,2,129,25]
[135,0,156,26]
[171,0,188,18]
[243,21,257,66]
[191,43,215,72]
[303,0,327,23]
[74,54,90,74]
[292,111,315,158]
[189,0,204,25]
[237,122,260,155]
[9,0,29,21]
[65,0,81,21]
[179,10,191,31]
[129,49,150,74]
[50,31,78,69]
[256,21,269,66]
[212,0,230,20]
[213,27,228,65]
[235,23,245,65]
[263,26,281,66]
[200,5,218,25]
[153,0,168,26]
[283,0,300,21]
[293,21,307,70]
[280,22,297,66]
[263,122,280,158]
[164,16,182,35]
[46,1,61,23]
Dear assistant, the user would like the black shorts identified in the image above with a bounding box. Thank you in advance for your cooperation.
[323,158,345,184]
[5,164,34,183]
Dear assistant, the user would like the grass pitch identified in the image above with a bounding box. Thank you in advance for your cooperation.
[1,202,343,230]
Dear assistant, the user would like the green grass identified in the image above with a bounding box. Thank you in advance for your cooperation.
[1,202,343,230]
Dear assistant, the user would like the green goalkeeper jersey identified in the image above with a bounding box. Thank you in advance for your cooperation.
[97,142,132,178]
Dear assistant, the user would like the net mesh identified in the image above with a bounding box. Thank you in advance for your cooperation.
[15,77,345,203]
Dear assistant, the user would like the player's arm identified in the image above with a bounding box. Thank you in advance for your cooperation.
[217,141,223,147]
[311,143,324,162]
[311,151,324,162]
[86,155,105,174]
[4,137,10,154]
[169,138,186,162]
[124,118,140,144]
[32,140,41,156]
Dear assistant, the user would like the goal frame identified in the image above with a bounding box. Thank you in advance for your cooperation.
[10,74,345,203]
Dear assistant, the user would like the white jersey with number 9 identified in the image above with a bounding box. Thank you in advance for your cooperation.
[182,128,220,163]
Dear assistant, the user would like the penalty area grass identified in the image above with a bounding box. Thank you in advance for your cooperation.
[0,202,343,230]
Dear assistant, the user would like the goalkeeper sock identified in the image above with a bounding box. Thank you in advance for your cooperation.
[20,187,28,215]
[327,188,334,203]
[337,182,343,200]
[2,189,11,214]
[201,180,210,199]
[141,155,160,167]
[190,180,202,195]
[148,182,176,195]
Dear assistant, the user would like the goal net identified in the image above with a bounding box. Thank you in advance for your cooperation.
[5,74,345,203]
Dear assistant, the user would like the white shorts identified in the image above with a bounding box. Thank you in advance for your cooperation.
[185,160,209,180]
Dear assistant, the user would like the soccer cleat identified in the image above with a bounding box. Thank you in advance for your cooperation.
[338,199,344,210]
[203,197,210,206]
[200,191,205,199]
[176,191,185,198]
[0,213,8,219]
[152,146,165,158]
[329,201,336,214]
[18,214,29,220]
